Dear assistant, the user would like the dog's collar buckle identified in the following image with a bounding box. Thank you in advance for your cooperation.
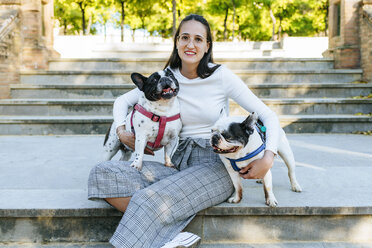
[151,113,160,122]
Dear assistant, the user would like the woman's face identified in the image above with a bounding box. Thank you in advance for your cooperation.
[176,20,210,69]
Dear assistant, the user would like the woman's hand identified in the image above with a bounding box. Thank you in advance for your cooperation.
[116,125,154,156]
[239,150,275,179]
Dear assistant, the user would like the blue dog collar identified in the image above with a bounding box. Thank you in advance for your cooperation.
[227,125,266,172]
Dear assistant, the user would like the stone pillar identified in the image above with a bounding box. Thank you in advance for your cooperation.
[360,0,372,82]
[21,0,49,70]
[326,0,361,69]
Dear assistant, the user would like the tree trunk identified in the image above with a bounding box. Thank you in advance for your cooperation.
[104,23,107,42]
[86,15,92,35]
[223,5,229,41]
[278,17,282,40]
[269,7,276,41]
[121,1,125,42]
[172,0,176,37]
[78,2,86,35]
[231,0,236,40]
[131,29,136,42]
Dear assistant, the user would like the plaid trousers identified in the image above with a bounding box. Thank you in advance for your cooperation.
[88,138,234,248]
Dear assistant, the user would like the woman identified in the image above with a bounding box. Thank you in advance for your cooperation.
[88,14,279,248]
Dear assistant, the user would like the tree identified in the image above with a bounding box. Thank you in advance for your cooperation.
[113,0,127,42]
[55,0,82,35]
[75,0,96,35]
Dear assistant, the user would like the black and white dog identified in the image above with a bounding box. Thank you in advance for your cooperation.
[210,113,301,207]
[103,69,182,171]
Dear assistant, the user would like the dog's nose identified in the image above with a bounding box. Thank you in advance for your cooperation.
[211,134,220,145]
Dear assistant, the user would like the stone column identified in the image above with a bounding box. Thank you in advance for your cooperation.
[325,0,361,69]
[20,0,49,70]
[360,0,372,82]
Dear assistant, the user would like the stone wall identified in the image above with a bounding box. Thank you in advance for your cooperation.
[0,9,20,99]
[327,0,361,69]
[0,0,59,99]
[360,0,372,82]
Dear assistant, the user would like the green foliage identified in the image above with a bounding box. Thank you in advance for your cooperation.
[54,0,329,40]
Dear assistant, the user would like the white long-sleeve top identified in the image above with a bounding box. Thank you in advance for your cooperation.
[113,65,280,154]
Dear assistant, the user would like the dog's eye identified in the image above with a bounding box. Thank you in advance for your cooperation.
[221,132,231,140]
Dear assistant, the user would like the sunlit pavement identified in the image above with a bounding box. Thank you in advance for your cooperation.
[0,134,371,209]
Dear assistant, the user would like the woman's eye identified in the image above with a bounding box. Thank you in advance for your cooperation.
[195,37,203,43]
[181,36,189,41]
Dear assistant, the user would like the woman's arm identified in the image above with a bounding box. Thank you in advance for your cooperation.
[113,88,140,129]
[113,89,154,155]
[222,66,280,179]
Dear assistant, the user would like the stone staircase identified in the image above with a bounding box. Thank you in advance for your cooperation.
[0,55,371,135]
[1,43,372,247]
[1,134,372,247]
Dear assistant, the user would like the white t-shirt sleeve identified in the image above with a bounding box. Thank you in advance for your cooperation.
[221,66,280,154]
[113,88,141,129]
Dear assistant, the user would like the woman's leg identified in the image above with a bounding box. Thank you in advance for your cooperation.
[88,160,179,209]
[110,160,234,248]
[105,197,131,213]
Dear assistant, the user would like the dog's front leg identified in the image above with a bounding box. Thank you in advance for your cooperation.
[263,169,278,207]
[223,161,243,203]
[130,134,147,171]
[164,138,178,167]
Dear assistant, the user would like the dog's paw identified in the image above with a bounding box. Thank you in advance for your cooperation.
[129,161,142,171]
[164,161,175,168]
[291,183,302,192]
[266,197,278,207]
[227,196,241,203]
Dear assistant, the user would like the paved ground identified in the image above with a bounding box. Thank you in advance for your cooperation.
[0,134,371,210]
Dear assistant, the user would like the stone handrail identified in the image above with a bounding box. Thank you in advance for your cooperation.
[362,6,372,27]
[0,9,19,56]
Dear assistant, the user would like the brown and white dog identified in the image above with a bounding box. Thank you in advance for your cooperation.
[210,113,301,207]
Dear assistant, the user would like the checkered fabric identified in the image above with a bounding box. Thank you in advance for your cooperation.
[88,138,234,248]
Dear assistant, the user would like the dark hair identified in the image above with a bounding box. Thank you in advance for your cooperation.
[164,14,220,79]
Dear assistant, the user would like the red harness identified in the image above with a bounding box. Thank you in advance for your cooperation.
[130,104,181,149]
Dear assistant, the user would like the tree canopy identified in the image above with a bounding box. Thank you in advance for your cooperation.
[54,0,328,41]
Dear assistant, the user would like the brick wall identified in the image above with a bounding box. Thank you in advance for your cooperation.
[328,0,361,69]
[360,1,372,82]
[0,9,21,99]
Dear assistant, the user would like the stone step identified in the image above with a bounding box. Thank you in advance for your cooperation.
[0,134,371,244]
[91,40,282,52]
[48,58,334,71]
[67,49,287,59]
[20,69,363,85]
[0,98,370,116]
[1,242,372,248]
[0,115,370,135]
[11,83,372,99]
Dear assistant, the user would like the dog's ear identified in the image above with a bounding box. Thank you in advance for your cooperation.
[131,73,148,91]
[241,112,258,135]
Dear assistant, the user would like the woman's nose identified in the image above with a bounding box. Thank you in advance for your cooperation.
[186,40,195,48]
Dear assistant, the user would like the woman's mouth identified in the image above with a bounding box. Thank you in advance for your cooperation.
[185,51,196,56]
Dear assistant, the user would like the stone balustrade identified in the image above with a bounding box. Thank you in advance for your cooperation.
[0,9,20,99]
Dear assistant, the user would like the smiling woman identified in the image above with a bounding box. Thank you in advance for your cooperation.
[165,14,221,79]
[88,14,280,248]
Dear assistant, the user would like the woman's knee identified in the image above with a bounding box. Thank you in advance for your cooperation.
[130,187,176,224]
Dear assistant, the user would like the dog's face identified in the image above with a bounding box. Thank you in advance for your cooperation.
[131,69,179,101]
[210,113,258,154]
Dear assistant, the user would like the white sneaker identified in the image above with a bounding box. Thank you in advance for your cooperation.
[161,232,201,248]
